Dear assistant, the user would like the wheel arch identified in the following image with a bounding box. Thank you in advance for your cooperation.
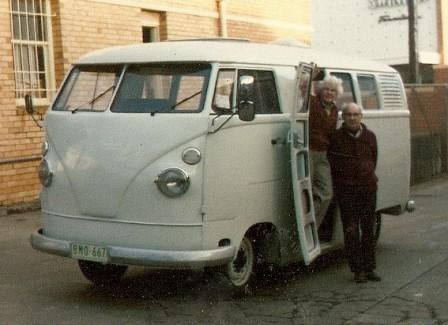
[243,222,281,265]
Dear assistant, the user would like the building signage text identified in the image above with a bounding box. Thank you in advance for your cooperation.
[368,0,429,10]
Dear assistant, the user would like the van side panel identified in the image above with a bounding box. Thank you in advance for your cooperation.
[370,73,410,213]
[202,116,291,248]
[364,112,410,212]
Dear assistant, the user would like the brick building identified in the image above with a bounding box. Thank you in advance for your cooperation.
[0,0,311,211]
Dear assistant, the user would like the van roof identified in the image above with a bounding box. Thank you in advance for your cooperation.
[77,39,396,73]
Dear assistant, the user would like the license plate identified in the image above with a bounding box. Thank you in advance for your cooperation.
[71,243,109,263]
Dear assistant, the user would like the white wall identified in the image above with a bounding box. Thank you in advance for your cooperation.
[312,0,439,65]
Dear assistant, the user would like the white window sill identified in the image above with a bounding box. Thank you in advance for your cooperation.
[16,97,51,108]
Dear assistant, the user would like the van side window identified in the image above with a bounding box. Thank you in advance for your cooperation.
[213,69,235,111]
[238,70,280,114]
[357,74,379,109]
[330,72,355,109]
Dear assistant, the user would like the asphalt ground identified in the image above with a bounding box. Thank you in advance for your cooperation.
[1,176,448,324]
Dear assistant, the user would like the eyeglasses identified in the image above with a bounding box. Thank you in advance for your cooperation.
[342,113,361,117]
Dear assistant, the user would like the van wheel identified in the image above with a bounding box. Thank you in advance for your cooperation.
[78,260,128,286]
[374,212,382,242]
[225,235,256,293]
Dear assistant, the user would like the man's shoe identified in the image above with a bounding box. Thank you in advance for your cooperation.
[353,272,367,283]
[365,271,382,282]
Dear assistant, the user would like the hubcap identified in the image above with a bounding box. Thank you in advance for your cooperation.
[227,237,254,287]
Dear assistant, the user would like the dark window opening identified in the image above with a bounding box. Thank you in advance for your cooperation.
[142,27,158,43]
[237,70,281,114]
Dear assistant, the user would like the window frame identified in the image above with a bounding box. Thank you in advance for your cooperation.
[212,69,236,112]
[212,67,281,115]
[10,0,55,107]
[110,63,211,114]
[328,71,356,109]
[357,73,380,110]
[141,10,160,43]
[238,68,281,115]
[52,65,123,112]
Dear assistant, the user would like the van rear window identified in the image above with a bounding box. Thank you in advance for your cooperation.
[111,63,211,113]
[357,74,380,109]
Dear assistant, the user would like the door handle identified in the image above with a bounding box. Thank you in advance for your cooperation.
[289,132,304,148]
[271,137,287,145]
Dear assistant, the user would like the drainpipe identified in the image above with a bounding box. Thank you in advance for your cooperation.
[217,0,228,38]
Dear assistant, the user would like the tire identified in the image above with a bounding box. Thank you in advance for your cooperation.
[225,236,256,293]
[374,212,382,242]
[78,260,128,286]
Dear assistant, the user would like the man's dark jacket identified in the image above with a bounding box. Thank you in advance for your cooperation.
[327,123,378,193]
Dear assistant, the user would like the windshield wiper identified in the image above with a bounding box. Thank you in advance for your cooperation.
[69,85,115,114]
[168,90,202,111]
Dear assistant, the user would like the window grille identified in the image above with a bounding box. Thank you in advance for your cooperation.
[10,0,52,100]
[378,74,405,109]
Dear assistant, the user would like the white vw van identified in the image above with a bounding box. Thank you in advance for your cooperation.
[30,39,414,290]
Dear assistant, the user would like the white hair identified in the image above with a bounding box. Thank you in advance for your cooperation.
[317,76,344,96]
[341,102,363,114]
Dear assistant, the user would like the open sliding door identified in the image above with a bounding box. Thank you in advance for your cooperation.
[290,62,321,265]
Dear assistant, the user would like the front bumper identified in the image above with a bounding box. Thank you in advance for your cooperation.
[30,228,235,268]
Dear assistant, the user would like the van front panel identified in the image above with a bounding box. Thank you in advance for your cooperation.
[41,113,210,250]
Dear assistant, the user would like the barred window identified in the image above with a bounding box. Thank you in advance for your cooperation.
[10,0,53,101]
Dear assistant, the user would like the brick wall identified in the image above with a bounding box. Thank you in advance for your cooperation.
[228,20,310,44]
[1,0,311,210]
[407,86,448,134]
[434,66,448,83]
[0,1,42,208]
[164,12,219,39]
[407,85,448,183]
[227,0,309,25]
[53,0,143,82]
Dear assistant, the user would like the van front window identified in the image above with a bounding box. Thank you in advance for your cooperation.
[53,65,122,112]
[111,63,211,113]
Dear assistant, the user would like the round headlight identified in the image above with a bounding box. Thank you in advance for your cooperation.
[38,159,53,187]
[155,168,190,197]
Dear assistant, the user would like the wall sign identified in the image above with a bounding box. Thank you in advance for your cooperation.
[312,0,438,64]
[368,0,429,10]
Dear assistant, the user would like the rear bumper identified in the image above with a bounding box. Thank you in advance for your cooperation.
[380,200,416,215]
[30,228,235,268]
[405,199,416,212]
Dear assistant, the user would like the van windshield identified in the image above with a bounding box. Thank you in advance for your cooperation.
[53,65,122,112]
[111,63,211,113]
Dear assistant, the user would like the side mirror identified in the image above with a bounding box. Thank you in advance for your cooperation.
[24,94,34,115]
[238,100,255,122]
[237,75,255,122]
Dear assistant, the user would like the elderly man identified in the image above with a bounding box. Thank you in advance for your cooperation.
[309,76,343,229]
[327,102,380,283]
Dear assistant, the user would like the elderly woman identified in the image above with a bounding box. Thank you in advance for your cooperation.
[309,75,343,230]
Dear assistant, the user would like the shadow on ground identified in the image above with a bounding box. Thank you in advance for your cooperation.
[74,249,346,302]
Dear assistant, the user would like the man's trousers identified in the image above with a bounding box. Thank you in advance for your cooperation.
[336,190,377,274]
